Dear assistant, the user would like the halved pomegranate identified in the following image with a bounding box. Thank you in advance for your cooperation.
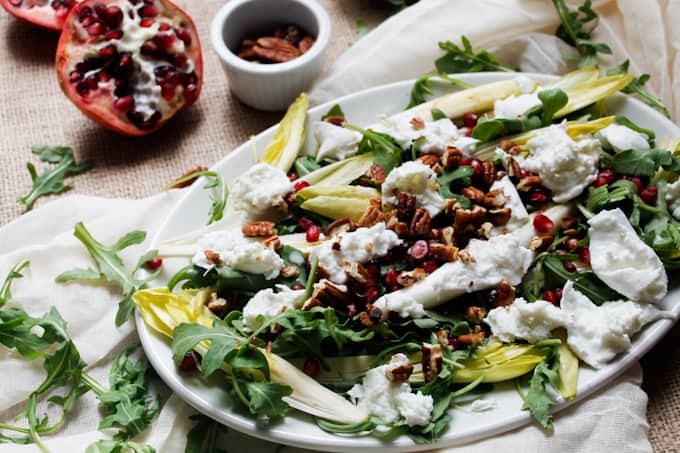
[56,0,202,136]
[0,0,80,31]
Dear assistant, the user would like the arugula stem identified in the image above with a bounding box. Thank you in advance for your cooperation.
[514,378,527,401]
[26,396,50,453]
[303,256,319,301]
[230,372,250,408]
[0,259,29,307]
[450,374,485,399]
[551,0,579,47]
[0,423,30,434]
[81,371,107,395]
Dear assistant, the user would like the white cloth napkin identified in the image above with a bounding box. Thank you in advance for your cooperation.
[2,0,673,451]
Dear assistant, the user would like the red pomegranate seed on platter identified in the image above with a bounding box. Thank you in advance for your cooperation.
[291,283,305,290]
[303,359,320,378]
[294,180,310,192]
[533,213,554,234]
[640,185,658,205]
[462,112,478,128]
[306,225,320,242]
[384,268,398,286]
[178,352,197,372]
[543,290,557,304]
[578,247,591,265]
[563,261,577,273]
[565,238,579,251]
[409,240,429,260]
[144,256,163,270]
[298,217,314,231]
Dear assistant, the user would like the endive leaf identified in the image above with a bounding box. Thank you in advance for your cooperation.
[555,329,579,400]
[299,152,375,186]
[301,196,371,221]
[543,66,599,90]
[260,93,308,173]
[297,185,380,200]
[556,73,633,117]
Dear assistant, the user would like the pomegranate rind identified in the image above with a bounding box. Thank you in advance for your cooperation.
[55,0,203,137]
[0,0,71,31]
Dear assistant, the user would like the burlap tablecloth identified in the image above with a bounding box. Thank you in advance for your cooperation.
[0,0,677,450]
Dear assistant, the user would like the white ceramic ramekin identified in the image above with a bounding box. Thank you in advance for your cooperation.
[210,0,331,111]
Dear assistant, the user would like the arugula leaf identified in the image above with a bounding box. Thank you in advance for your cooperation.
[612,149,680,178]
[18,145,93,212]
[0,307,49,360]
[538,88,569,125]
[431,108,447,120]
[96,346,159,440]
[517,344,560,430]
[552,0,612,67]
[85,439,156,453]
[0,259,29,308]
[436,36,514,74]
[293,155,321,177]
[542,254,621,305]
[615,116,655,142]
[56,223,159,326]
[607,60,671,118]
[381,0,418,11]
[169,170,229,225]
[321,104,345,121]
[346,124,403,174]
[437,165,475,200]
[185,414,228,453]
[406,74,472,109]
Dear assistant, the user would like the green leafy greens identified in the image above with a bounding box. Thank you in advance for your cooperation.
[435,36,513,74]
[169,170,229,225]
[607,60,671,118]
[516,341,561,430]
[346,124,403,174]
[185,414,228,453]
[406,74,472,109]
[552,0,612,68]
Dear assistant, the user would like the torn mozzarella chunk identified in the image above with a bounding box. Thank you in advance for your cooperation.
[347,354,433,426]
[561,281,666,368]
[514,75,537,94]
[313,121,362,162]
[309,222,402,284]
[242,286,306,331]
[597,123,650,152]
[382,161,446,217]
[493,93,542,119]
[485,298,565,344]
[230,163,294,221]
[489,176,529,232]
[192,230,284,280]
[588,208,667,304]
[518,123,600,202]
[665,180,680,221]
[378,114,478,155]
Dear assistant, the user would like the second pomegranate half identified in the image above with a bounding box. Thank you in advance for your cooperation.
[56,0,203,136]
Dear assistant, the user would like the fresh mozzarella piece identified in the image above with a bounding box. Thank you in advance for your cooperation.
[313,121,362,162]
[514,75,537,94]
[374,235,533,318]
[485,298,565,344]
[493,93,542,119]
[665,180,680,221]
[377,114,478,155]
[309,222,402,284]
[192,230,284,280]
[588,208,668,304]
[347,354,433,427]
[518,123,600,202]
[382,161,446,217]
[230,163,293,221]
[596,123,650,152]
[561,281,666,368]
[242,286,306,331]
[489,176,529,232]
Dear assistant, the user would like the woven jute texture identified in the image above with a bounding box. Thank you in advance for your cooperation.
[0,1,677,451]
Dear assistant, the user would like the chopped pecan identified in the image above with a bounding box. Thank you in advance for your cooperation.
[410,117,426,130]
[461,186,486,204]
[356,205,385,228]
[488,208,512,226]
[344,262,372,285]
[465,306,487,324]
[204,250,222,265]
[422,343,443,382]
[358,304,384,327]
[261,235,282,251]
[385,363,414,382]
[323,115,346,126]
[298,35,315,53]
[170,166,208,189]
[365,164,386,185]
[206,292,228,315]
[435,329,449,347]
[477,221,494,238]
[454,205,487,232]
[506,156,522,179]
[416,154,443,174]
[324,217,355,236]
[483,189,507,208]
[458,250,476,264]
[396,268,427,287]
[409,208,431,237]
[496,280,516,307]
[280,265,299,278]
[442,146,462,171]
[481,161,497,188]
[428,243,458,262]
[303,279,349,310]
[528,235,553,252]
[516,175,543,192]
[560,216,580,230]
[386,216,409,236]
[397,192,417,222]
[242,220,277,237]
[457,329,486,347]
[443,199,462,217]
[440,226,455,246]
[500,139,522,154]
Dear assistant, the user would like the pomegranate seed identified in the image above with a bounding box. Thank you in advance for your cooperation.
[555,288,563,303]
[365,287,378,302]
[622,175,643,193]
[87,22,104,36]
[563,261,577,273]
[144,256,163,270]
[640,185,658,205]
[118,52,133,68]
[579,247,591,265]
[459,155,472,166]
[462,112,478,128]
[543,290,557,304]
[159,22,171,31]
[56,5,69,18]
[347,304,357,318]
[284,192,297,206]
[533,213,554,234]
[172,53,188,67]
[98,70,111,82]
[423,260,438,273]
[298,217,314,231]
[161,83,176,100]
[176,27,192,45]
[294,181,310,192]
[364,262,380,276]
[98,44,117,59]
[565,238,579,251]
[593,169,616,188]
[184,84,197,97]
[85,75,98,90]
[528,192,548,203]
[81,16,95,26]
[409,240,429,260]
[471,158,483,177]
[139,5,158,17]
[69,71,83,82]
[114,96,135,112]
[306,225,320,242]
[384,268,398,286]
[291,283,305,290]
[287,172,299,181]
[388,284,401,293]
[79,6,93,20]
[303,359,320,378]
[140,18,154,27]
[141,40,157,55]
[464,128,473,137]
[103,5,123,27]
[448,337,459,349]
[178,352,197,372]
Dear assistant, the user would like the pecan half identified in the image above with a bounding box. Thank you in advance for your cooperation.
[385,363,414,382]
[204,250,222,265]
[429,243,458,262]
[261,235,282,251]
[488,208,512,226]
[298,35,315,53]
[206,292,228,315]
[457,330,486,347]
[358,304,384,327]
[344,262,372,285]
[465,306,487,324]
[303,279,349,310]
[442,146,462,171]
[500,139,522,154]
[356,205,385,228]
[280,265,299,278]
[516,175,543,192]
[454,205,487,232]
[365,164,386,185]
[440,226,455,246]
[386,216,409,236]
[409,208,431,237]
[481,161,497,188]
[396,268,427,287]
[324,217,355,237]
[397,192,417,222]
[506,156,522,179]
[528,235,553,252]
[496,280,516,307]
[252,37,302,62]
[483,189,507,208]
[416,154,442,174]
[422,343,443,382]
[242,221,277,237]
[461,186,486,204]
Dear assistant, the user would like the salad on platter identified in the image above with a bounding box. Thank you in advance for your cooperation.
[133,67,679,443]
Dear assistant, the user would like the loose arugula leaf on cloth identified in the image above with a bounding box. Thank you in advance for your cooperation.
[552,0,612,68]
[56,222,160,326]
[18,145,93,212]
[185,414,228,453]
[607,60,671,118]
[168,170,229,225]
[345,124,403,174]
[85,439,156,453]
[516,342,561,430]
[0,259,29,308]
[436,36,514,74]
[406,74,472,109]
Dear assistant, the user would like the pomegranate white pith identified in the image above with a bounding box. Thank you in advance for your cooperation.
[56,0,202,136]
[0,0,79,30]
